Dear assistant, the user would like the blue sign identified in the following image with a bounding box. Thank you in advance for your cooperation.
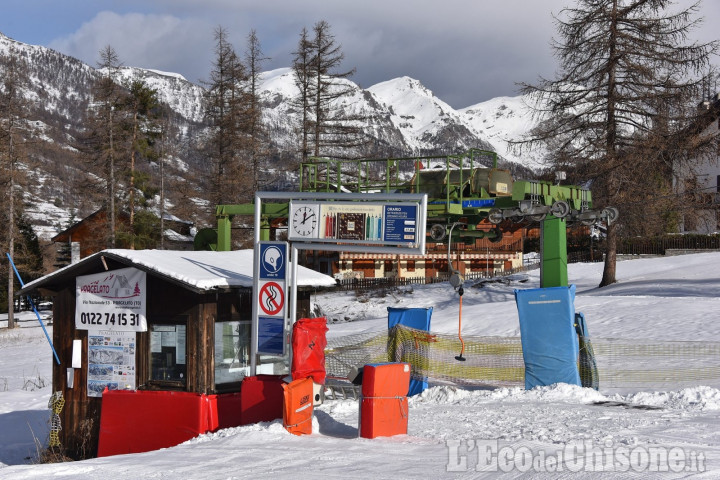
[383,205,418,243]
[259,242,287,279]
[257,316,285,355]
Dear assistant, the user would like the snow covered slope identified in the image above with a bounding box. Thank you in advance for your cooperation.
[3,254,720,476]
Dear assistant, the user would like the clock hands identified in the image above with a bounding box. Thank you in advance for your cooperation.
[300,210,315,225]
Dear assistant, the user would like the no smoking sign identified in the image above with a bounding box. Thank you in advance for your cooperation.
[258,280,285,317]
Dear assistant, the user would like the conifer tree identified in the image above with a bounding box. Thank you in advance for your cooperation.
[518,0,718,287]
[309,20,363,158]
[204,26,249,205]
[244,29,269,193]
[86,45,126,248]
[292,27,314,163]
[124,79,159,249]
[292,21,365,161]
[0,48,31,328]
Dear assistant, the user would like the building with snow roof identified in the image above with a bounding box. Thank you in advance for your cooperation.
[19,249,335,459]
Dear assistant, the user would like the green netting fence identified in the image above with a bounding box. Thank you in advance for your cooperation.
[325,325,720,392]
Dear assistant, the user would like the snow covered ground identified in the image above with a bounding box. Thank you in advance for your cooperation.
[2,252,720,478]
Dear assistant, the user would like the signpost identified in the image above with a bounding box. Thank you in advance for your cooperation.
[254,241,288,356]
[251,192,427,376]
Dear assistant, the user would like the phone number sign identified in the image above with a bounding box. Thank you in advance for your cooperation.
[75,267,148,332]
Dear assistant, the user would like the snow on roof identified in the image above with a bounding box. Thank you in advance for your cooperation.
[163,229,194,242]
[22,249,336,293]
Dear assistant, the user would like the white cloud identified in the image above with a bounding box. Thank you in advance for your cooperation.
[42,0,720,107]
[49,11,214,83]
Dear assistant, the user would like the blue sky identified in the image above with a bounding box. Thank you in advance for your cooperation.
[3,0,719,108]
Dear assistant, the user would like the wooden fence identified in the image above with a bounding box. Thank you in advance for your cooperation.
[616,234,720,256]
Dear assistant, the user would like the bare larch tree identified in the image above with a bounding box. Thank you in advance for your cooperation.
[518,0,718,287]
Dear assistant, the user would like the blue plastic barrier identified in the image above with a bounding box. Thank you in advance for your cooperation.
[387,307,433,396]
[514,285,580,389]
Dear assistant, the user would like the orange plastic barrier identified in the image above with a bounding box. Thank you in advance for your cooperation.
[360,363,411,439]
[282,377,314,435]
[98,390,218,457]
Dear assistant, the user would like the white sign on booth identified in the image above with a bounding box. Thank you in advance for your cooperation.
[75,267,147,331]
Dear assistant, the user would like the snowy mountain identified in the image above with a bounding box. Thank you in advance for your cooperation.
[368,76,497,154]
[461,95,547,167]
[258,69,502,158]
[112,67,206,124]
[0,32,542,244]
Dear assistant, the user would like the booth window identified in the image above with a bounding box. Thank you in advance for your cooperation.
[214,316,251,390]
[149,316,187,387]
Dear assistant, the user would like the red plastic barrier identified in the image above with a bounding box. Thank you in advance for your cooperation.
[282,377,314,435]
[216,392,243,430]
[98,390,218,457]
[360,363,411,439]
[292,317,328,384]
[239,374,285,425]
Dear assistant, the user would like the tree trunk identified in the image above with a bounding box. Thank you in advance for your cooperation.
[600,222,617,287]
[599,0,619,288]
[130,110,138,249]
[7,135,15,329]
[109,107,116,248]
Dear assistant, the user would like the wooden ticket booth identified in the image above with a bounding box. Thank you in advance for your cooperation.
[19,249,334,459]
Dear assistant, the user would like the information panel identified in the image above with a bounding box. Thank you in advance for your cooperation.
[87,330,136,397]
[257,316,285,355]
[382,204,418,243]
[288,201,420,246]
[76,267,147,332]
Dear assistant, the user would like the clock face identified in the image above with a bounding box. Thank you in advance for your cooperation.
[291,204,319,239]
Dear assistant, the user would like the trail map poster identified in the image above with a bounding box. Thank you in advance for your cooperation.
[87,331,136,397]
[75,267,147,332]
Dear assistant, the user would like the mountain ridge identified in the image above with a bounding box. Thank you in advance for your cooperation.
[0,32,543,244]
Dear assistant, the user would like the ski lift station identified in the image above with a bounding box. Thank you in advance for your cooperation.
[18,149,618,458]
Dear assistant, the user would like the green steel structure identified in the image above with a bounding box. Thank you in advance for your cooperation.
[209,149,617,288]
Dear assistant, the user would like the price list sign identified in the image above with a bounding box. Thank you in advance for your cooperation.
[382,204,418,244]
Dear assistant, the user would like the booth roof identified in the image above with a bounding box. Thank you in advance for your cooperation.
[20,249,337,294]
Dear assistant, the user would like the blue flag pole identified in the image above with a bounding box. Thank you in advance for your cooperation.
[6,252,61,365]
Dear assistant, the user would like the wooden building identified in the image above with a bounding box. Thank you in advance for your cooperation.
[19,249,335,459]
[52,208,196,263]
[327,223,526,280]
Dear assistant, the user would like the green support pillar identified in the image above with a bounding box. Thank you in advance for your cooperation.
[217,215,232,252]
[540,216,568,288]
[260,217,270,241]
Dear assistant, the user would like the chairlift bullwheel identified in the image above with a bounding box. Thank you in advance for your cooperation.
[429,224,447,242]
[551,200,570,219]
[488,208,504,225]
[602,207,619,224]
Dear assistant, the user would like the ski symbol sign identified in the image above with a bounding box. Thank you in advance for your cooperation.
[258,281,285,317]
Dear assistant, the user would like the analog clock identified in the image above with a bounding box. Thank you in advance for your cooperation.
[290,203,319,239]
